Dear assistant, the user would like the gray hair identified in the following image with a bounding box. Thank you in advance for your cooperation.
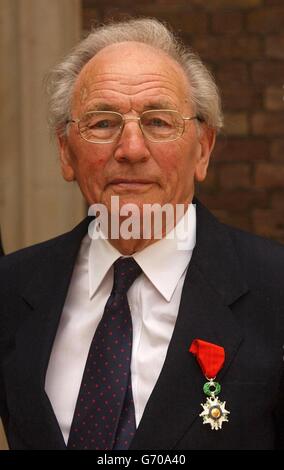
[46,18,223,136]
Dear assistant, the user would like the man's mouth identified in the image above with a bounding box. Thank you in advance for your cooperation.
[108,178,155,192]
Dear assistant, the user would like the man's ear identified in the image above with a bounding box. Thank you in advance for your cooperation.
[194,126,216,182]
[57,132,76,182]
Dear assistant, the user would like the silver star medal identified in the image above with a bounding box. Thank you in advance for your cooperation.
[200,378,230,430]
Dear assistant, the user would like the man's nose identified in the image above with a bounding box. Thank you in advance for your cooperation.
[113,120,151,163]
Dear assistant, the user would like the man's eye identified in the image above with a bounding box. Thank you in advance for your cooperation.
[146,118,170,127]
[89,120,111,129]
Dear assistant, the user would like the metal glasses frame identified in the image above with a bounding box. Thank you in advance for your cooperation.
[67,109,203,143]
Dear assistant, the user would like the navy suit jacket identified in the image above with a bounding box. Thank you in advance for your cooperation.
[0,200,284,449]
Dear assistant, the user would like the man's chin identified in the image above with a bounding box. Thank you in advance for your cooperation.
[103,195,162,212]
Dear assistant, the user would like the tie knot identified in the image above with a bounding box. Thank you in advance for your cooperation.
[113,257,142,294]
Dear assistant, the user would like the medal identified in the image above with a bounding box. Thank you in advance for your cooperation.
[189,339,230,431]
[199,377,230,430]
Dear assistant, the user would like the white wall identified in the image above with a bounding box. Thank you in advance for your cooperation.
[0,0,85,255]
[0,0,84,449]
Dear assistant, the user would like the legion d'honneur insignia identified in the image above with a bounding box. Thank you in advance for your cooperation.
[189,339,230,431]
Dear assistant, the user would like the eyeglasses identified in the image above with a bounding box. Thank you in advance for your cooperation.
[67,109,202,144]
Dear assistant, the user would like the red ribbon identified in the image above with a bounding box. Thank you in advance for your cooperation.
[189,339,225,379]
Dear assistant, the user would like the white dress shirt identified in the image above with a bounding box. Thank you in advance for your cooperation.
[45,204,196,444]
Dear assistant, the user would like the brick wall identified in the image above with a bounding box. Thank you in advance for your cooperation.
[83,0,284,243]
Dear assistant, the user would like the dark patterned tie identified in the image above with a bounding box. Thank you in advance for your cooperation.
[67,257,142,450]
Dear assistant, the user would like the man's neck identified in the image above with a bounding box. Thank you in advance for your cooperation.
[107,236,160,255]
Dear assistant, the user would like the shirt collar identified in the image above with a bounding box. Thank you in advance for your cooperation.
[88,203,196,302]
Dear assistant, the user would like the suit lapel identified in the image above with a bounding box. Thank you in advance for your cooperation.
[11,217,91,449]
[130,201,249,449]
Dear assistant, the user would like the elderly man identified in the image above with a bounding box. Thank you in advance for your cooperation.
[0,18,283,451]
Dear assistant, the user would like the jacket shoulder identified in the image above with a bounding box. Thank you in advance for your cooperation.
[0,232,66,268]
[0,217,90,294]
[224,223,284,287]
[225,223,284,259]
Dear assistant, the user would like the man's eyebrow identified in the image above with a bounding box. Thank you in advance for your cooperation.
[85,103,120,112]
[84,101,177,113]
[143,101,176,111]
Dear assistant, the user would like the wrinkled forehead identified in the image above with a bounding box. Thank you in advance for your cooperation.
[72,41,191,109]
